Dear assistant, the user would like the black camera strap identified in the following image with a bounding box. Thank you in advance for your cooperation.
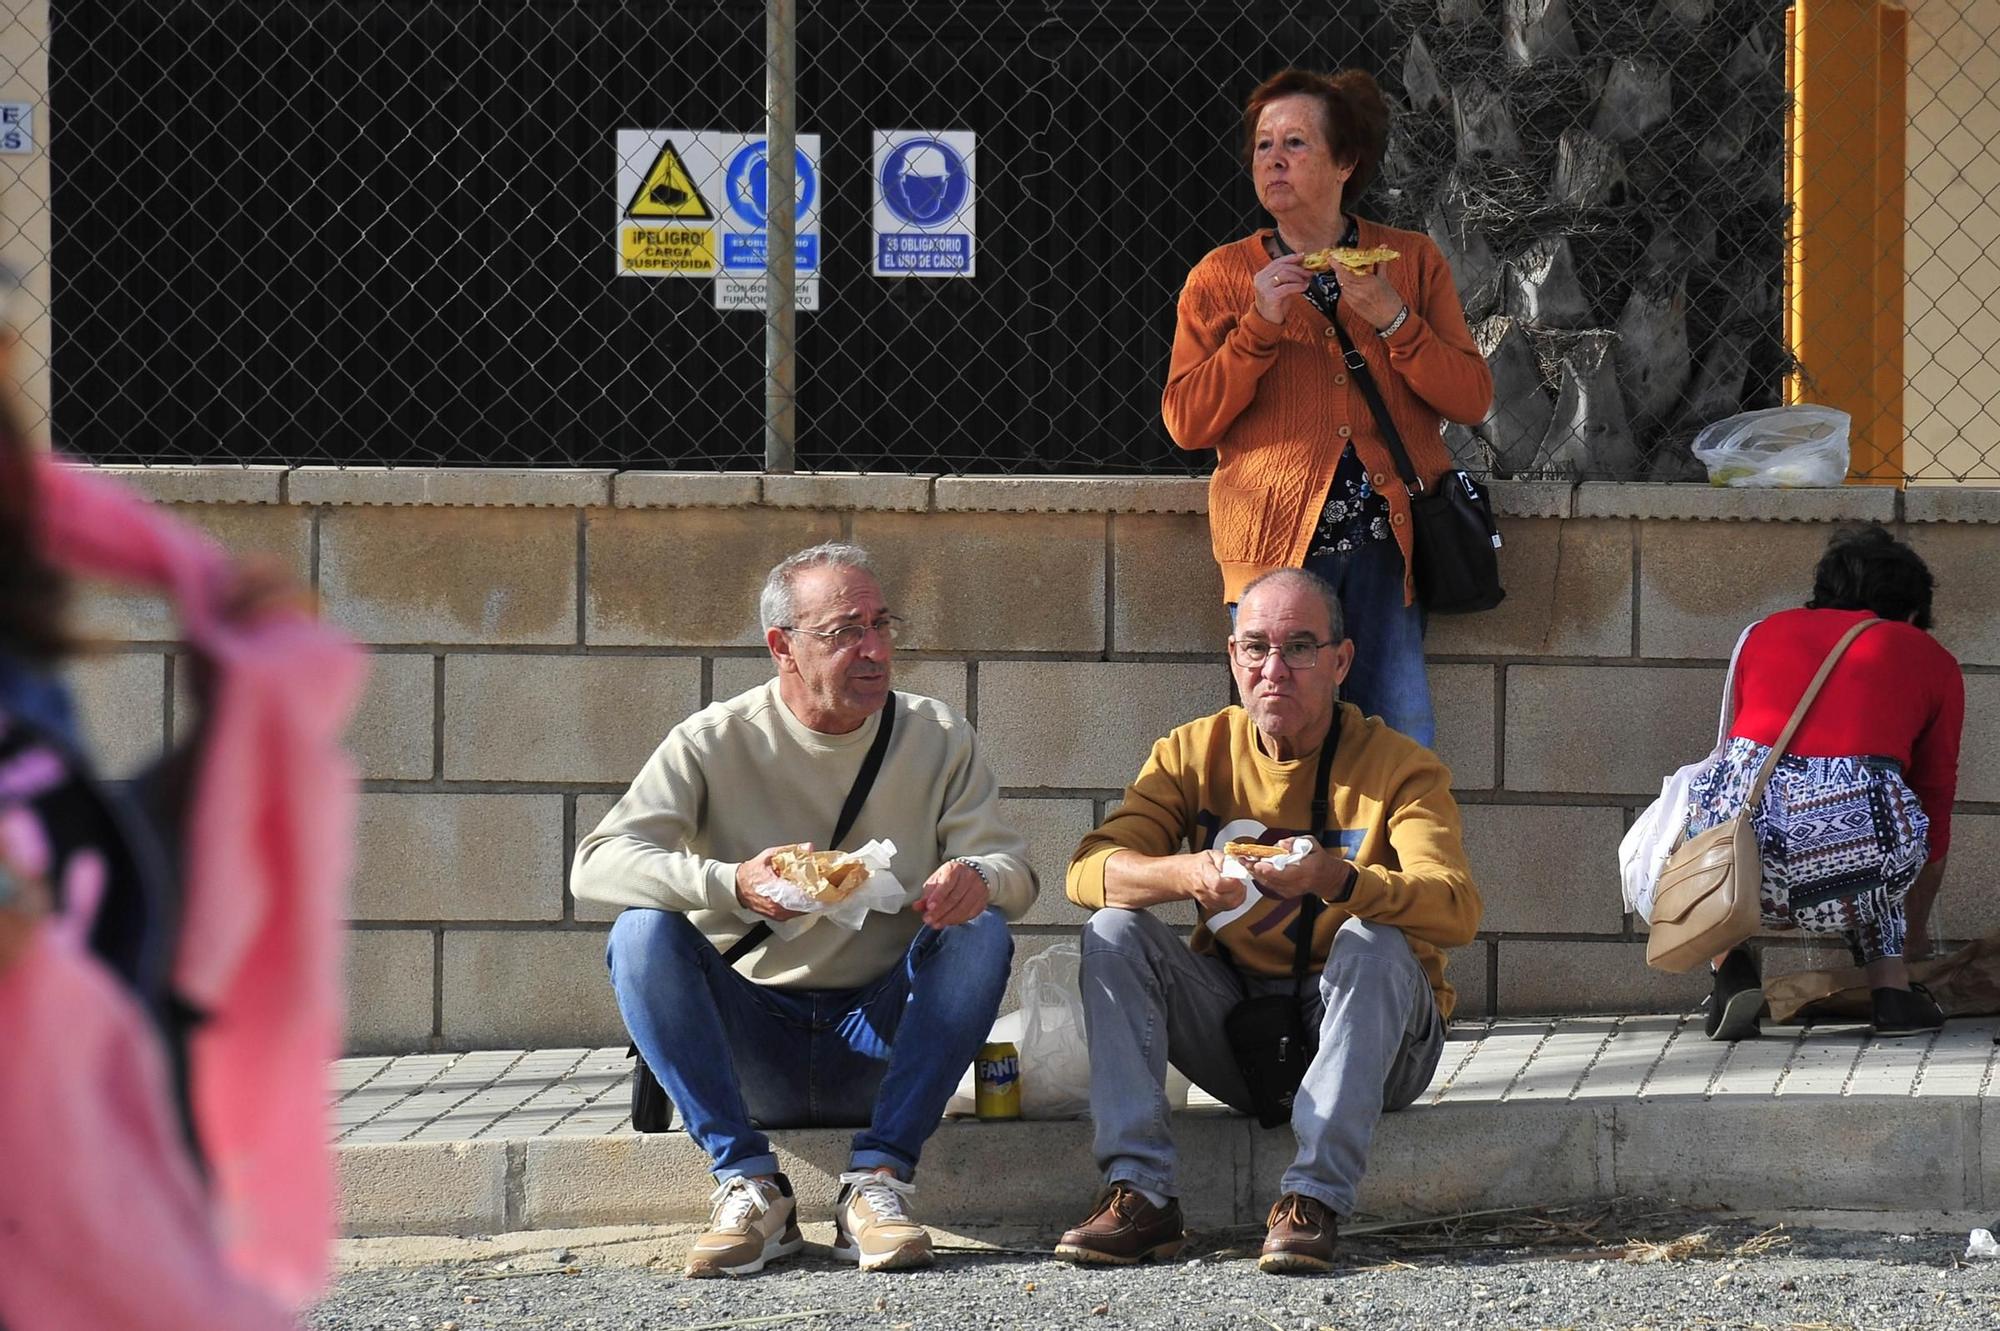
[627,696,901,1119]
[719,691,899,966]
[1328,313,1425,497]
[1270,225,1425,498]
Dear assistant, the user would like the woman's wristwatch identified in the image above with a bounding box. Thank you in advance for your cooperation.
[1377,304,1411,339]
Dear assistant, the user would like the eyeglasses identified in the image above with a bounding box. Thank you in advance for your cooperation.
[1229,637,1335,670]
[781,614,907,651]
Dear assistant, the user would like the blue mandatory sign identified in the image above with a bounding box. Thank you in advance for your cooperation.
[880,137,969,227]
[725,140,816,226]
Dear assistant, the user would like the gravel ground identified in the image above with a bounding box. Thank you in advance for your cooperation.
[312,1209,2000,1331]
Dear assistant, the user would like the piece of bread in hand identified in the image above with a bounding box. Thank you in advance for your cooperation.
[771,846,871,905]
[1299,245,1401,274]
[1223,839,1289,861]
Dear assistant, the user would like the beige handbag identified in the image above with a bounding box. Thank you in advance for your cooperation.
[1645,618,1881,973]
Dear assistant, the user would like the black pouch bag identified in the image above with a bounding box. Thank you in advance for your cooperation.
[1327,297,1506,615]
[627,694,899,1132]
[1214,714,1338,1129]
[1220,900,1323,1129]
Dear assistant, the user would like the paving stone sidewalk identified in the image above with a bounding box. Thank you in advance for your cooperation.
[335,1015,2000,1237]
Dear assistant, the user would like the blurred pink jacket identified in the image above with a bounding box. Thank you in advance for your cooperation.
[0,459,365,1328]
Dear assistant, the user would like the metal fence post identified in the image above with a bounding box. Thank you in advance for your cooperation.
[764,0,798,474]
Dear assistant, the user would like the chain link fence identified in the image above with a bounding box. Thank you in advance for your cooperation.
[9,0,2000,481]
[1904,0,2000,486]
[1378,0,1791,483]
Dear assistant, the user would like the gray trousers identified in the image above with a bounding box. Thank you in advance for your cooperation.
[1079,907,1444,1217]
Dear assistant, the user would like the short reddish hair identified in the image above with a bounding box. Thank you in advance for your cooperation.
[1242,68,1391,199]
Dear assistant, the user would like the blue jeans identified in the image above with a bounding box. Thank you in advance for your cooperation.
[607,907,1014,1182]
[1303,538,1433,748]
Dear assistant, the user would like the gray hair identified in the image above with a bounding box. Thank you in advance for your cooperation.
[1237,567,1346,643]
[758,541,881,632]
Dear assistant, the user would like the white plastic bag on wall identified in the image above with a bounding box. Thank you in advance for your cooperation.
[1691,406,1850,487]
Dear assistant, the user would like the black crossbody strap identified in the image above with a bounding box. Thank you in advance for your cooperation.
[1269,226,1425,497]
[1214,709,1341,987]
[831,692,898,849]
[1328,314,1425,497]
[1291,711,1339,991]
[720,693,899,966]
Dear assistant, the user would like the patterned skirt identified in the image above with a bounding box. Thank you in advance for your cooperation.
[1683,738,1930,963]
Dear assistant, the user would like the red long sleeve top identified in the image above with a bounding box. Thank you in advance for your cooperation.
[1729,607,1966,860]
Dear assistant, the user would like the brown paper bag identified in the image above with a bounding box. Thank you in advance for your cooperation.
[1762,933,2000,1024]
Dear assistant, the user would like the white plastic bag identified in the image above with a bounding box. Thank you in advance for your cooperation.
[1013,943,1092,1119]
[945,940,1201,1118]
[1691,406,1850,488]
[1620,760,1710,920]
[949,941,1173,1120]
[1618,624,1753,920]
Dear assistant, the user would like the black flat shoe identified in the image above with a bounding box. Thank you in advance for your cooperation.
[1872,981,1944,1036]
[1704,947,1764,1041]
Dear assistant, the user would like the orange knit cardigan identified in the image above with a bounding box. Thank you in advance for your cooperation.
[1162,217,1494,605]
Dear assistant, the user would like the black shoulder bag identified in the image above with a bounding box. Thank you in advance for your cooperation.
[628,694,899,1133]
[1215,712,1339,1129]
[1327,310,1506,614]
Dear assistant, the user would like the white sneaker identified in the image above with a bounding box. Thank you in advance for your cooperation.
[832,1170,934,1272]
[684,1174,804,1278]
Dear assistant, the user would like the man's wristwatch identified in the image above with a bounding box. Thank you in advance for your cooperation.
[1321,859,1359,903]
[952,857,993,891]
[1377,304,1410,339]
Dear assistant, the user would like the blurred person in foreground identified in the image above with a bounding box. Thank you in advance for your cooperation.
[1694,526,1964,1042]
[0,264,365,1329]
[1163,68,1493,748]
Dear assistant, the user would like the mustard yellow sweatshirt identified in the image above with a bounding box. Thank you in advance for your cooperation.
[1067,703,1481,1019]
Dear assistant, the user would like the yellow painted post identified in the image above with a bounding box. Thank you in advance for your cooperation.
[1786,0,1908,484]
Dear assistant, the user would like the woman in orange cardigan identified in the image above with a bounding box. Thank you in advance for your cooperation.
[1163,68,1492,747]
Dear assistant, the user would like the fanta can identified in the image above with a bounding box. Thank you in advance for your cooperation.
[975,1041,1022,1120]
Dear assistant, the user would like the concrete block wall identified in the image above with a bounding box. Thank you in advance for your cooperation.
[61,467,2000,1052]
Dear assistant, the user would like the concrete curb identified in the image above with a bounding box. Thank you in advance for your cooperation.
[337,1095,1992,1237]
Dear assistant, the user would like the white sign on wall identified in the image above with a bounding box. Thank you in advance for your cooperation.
[871,130,975,278]
[0,105,33,156]
[714,274,821,312]
[614,129,821,280]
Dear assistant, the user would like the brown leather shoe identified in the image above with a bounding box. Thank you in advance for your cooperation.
[1054,1182,1186,1265]
[1258,1193,1337,1274]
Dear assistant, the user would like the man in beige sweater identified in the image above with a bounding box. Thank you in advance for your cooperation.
[574,542,1034,1280]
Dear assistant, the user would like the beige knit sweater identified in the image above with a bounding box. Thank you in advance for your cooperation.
[573,682,1037,990]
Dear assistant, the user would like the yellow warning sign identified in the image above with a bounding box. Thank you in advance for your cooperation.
[620,225,717,274]
[624,141,713,220]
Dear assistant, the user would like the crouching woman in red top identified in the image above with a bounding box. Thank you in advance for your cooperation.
[1691,526,1964,1040]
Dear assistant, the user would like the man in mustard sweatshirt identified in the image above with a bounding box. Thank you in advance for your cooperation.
[1055,568,1479,1274]
[574,542,1035,1280]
